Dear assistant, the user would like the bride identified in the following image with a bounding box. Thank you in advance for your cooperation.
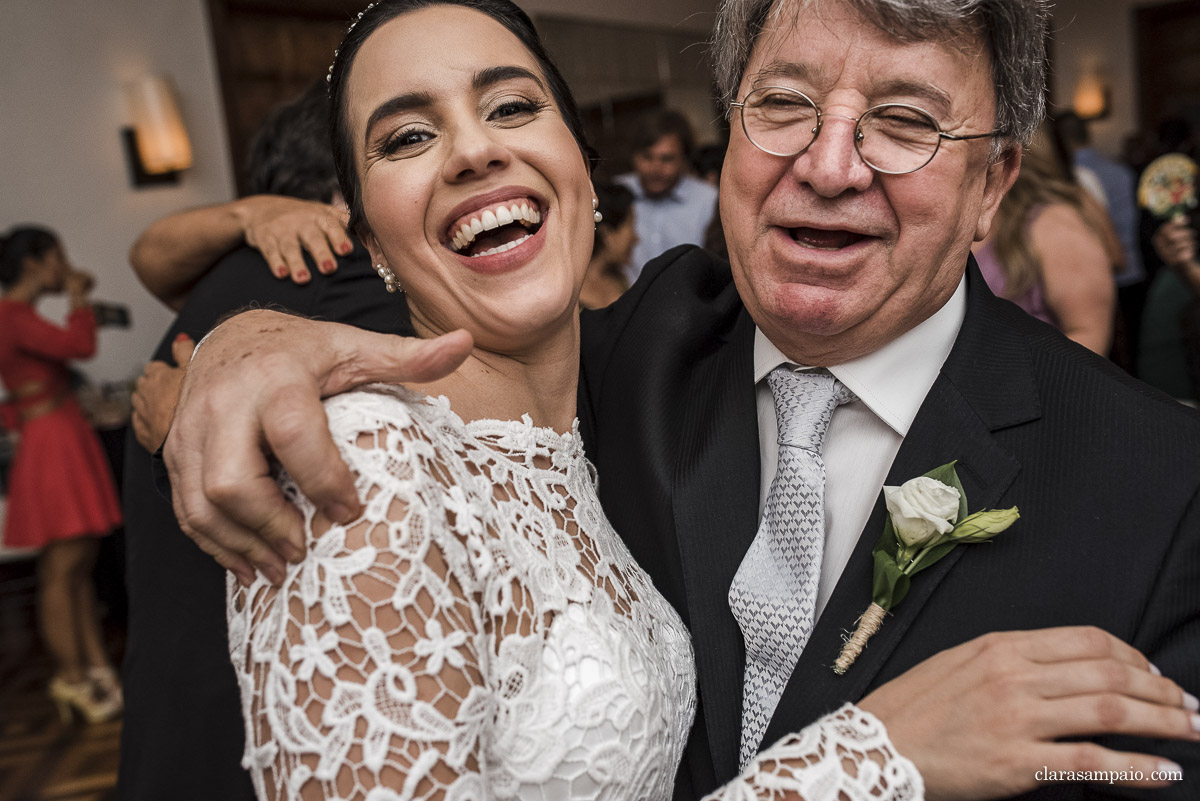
[226,1,922,799]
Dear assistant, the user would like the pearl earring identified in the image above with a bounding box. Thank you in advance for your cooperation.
[593,197,603,224]
[375,263,400,294]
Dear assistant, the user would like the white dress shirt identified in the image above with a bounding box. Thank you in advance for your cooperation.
[753,277,967,622]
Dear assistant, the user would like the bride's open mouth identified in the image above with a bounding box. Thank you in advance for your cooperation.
[446,196,545,259]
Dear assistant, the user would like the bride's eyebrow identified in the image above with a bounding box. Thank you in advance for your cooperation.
[364,90,436,146]
[473,65,546,93]
[362,66,545,146]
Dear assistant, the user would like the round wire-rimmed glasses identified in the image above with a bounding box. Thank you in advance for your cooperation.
[730,85,1003,175]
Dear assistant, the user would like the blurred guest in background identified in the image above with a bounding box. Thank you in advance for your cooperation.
[580,182,635,309]
[694,142,730,259]
[693,142,727,187]
[0,226,123,724]
[973,122,1118,354]
[118,80,413,801]
[1136,119,1199,402]
[1057,112,1143,288]
[1057,111,1146,363]
[1140,213,1200,402]
[617,108,717,283]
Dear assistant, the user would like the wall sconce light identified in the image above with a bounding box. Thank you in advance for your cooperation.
[121,74,193,187]
[1073,72,1110,121]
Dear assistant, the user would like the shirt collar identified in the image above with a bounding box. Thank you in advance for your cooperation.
[753,275,967,436]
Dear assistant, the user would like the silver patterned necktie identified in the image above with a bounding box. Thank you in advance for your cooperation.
[728,366,856,769]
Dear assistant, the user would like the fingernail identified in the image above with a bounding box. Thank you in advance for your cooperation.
[1184,692,1199,712]
[175,332,189,343]
[321,259,335,273]
[1158,760,1182,778]
[1190,713,1200,733]
[296,270,310,281]
[339,242,353,254]
[326,502,354,524]
[1150,662,1162,676]
[279,541,304,563]
[259,562,285,586]
[275,266,288,278]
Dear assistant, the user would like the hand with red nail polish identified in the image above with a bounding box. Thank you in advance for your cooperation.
[239,196,352,284]
[130,196,353,310]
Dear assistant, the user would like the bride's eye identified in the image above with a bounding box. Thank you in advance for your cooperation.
[376,126,436,158]
[488,96,547,126]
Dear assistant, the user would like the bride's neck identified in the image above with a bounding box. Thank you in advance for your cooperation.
[414,322,580,434]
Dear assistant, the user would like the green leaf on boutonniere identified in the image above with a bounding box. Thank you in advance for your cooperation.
[871,546,908,608]
[836,461,1018,675]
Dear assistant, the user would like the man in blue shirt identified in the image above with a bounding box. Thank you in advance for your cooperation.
[617,109,718,284]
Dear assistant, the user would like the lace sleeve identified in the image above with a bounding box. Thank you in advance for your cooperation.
[228,390,492,801]
[703,704,924,801]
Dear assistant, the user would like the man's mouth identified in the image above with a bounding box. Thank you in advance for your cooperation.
[788,226,867,250]
[447,198,544,258]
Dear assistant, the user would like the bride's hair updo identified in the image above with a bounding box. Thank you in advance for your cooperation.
[0,226,58,289]
[326,0,595,238]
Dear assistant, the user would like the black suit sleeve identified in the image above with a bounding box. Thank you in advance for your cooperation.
[151,244,413,365]
[1087,483,1200,801]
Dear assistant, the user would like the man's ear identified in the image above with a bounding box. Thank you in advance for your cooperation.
[974,145,1022,242]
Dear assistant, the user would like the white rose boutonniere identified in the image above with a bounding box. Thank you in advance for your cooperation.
[833,461,1019,675]
[882,477,961,549]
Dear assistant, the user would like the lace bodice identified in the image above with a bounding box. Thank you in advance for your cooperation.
[228,385,923,801]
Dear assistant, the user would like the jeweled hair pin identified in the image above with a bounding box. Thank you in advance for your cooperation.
[327,2,380,87]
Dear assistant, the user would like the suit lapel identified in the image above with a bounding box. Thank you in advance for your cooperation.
[671,308,760,782]
[762,263,1040,748]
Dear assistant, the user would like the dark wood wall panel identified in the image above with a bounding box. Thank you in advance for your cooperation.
[207,0,362,193]
[1136,0,1200,138]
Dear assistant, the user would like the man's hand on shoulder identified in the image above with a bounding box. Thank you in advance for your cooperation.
[163,308,472,585]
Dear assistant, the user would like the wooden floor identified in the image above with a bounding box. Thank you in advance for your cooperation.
[0,556,123,801]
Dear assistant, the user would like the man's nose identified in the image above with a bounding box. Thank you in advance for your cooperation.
[790,115,875,197]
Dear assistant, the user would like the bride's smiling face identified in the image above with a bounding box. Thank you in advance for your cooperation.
[345,5,595,352]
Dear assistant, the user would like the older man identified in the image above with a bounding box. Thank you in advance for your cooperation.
[163,1,1200,798]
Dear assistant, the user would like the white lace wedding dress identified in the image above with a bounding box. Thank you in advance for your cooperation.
[227,385,923,801]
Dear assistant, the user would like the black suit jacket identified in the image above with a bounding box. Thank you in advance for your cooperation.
[579,246,1200,800]
[118,245,412,801]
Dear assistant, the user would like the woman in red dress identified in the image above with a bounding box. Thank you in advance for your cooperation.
[0,226,123,723]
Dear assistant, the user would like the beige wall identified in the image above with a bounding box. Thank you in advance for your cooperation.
[1049,0,1178,159]
[0,0,716,385]
[0,0,235,385]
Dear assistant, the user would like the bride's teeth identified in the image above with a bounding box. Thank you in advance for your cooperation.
[449,199,543,253]
[470,232,532,258]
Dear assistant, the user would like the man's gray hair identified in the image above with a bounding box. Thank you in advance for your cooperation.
[712,0,1051,147]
